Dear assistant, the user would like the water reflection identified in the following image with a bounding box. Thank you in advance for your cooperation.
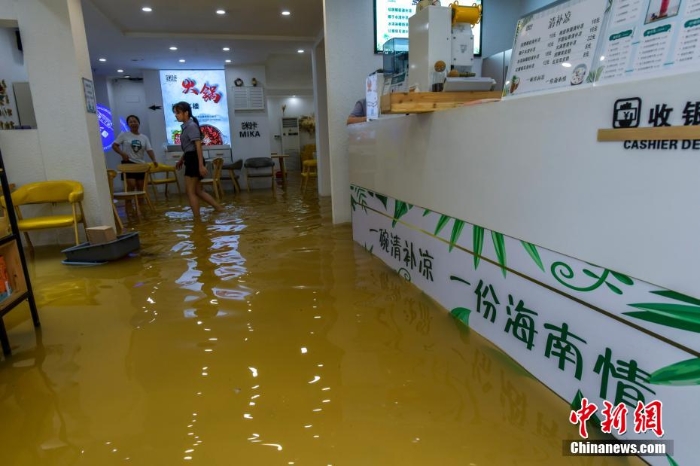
[0,179,644,465]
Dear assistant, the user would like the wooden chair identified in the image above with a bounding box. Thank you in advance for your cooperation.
[220,159,243,194]
[147,162,181,199]
[244,157,276,193]
[0,180,87,248]
[111,164,154,220]
[300,159,318,194]
[201,157,224,201]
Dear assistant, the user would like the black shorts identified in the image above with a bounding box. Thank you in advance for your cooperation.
[122,160,146,180]
[183,151,202,179]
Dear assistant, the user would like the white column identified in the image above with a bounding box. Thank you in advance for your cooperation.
[312,39,331,196]
[322,0,382,223]
[11,0,114,232]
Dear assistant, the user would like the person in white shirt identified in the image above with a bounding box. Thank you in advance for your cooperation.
[112,115,158,192]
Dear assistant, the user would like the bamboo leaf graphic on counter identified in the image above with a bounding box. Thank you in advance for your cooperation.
[450,307,471,327]
[473,226,484,269]
[374,193,388,210]
[350,186,369,213]
[552,263,634,295]
[648,358,700,386]
[624,301,700,333]
[492,231,507,277]
[434,215,451,235]
[392,201,411,227]
[520,241,544,272]
[666,454,680,466]
[650,289,700,306]
[449,220,465,252]
[423,209,431,217]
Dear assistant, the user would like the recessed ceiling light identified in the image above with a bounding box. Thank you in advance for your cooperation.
[169,46,178,51]
[216,9,226,15]
[117,69,124,73]
[179,59,186,63]
[281,10,291,16]
[99,58,107,62]
[297,49,304,53]
[225,59,231,63]
[125,75,131,78]
[142,7,152,12]
[223,47,230,51]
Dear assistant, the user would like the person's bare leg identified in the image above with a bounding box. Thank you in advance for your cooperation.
[185,176,202,219]
[194,182,223,212]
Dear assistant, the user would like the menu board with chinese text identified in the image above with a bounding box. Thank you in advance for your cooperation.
[592,0,700,81]
[503,0,610,97]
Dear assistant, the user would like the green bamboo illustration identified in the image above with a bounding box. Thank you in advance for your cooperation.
[450,307,471,327]
[666,454,680,466]
[492,231,507,277]
[649,358,700,386]
[435,215,451,235]
[521,241,544,272]
[392,201,411,227]
[626,289,700,333]
[450,220,465,252]
[473,226,484,269]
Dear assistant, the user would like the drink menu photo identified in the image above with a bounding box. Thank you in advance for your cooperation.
[592,0,700,81]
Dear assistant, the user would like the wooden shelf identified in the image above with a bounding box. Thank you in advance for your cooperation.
[598,126,700,141]
[380,91,502,114]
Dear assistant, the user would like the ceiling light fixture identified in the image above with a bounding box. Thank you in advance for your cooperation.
[125,75,131,78]
[117,69,124,73]
[297,49,304,53]
[282,10,291,16]
[142,7,152,12]
[225,59,232,63]
[179,59,186,63]
[99,58,107,62]
[169,46,178,51]
[223,47,230,51]
[216,9,226,15]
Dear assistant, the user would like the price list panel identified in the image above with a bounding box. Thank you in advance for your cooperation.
[594,0,700,82]
[504,0,609,96]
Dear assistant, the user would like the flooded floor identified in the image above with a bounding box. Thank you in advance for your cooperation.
[0,177,645,465]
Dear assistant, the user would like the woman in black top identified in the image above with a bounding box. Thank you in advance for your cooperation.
[173,101,223,219]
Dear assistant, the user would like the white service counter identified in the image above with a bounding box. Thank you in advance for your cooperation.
[349,71,700,466]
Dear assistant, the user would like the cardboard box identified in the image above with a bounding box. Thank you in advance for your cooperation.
[86,226,117,245]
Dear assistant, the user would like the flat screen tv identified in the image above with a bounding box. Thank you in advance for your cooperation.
[374,0,482,56]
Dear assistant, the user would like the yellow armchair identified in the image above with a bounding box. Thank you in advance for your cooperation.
[0,180,87,249]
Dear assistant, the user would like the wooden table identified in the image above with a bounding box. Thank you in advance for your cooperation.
[270,153,290,189]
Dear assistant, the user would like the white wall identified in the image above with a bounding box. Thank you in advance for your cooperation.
[0,26,27,127]
[267,95,315,155]
[323,0,383,223]
[520,0,555,15]
[313,40,330,196]
[265,54,314,92]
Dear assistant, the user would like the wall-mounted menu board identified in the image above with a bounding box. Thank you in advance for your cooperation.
[591,0,700,81]
[503,0,610,97]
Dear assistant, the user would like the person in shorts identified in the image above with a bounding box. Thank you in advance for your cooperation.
[112,114,158,191]
[173,101,223,220]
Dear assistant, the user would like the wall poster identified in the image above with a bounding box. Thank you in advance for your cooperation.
[159,70,230,146]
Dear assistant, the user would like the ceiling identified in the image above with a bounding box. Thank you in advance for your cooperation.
[82,0,323,78]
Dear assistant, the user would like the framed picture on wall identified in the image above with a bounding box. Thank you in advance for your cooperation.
[82,78,96,114]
